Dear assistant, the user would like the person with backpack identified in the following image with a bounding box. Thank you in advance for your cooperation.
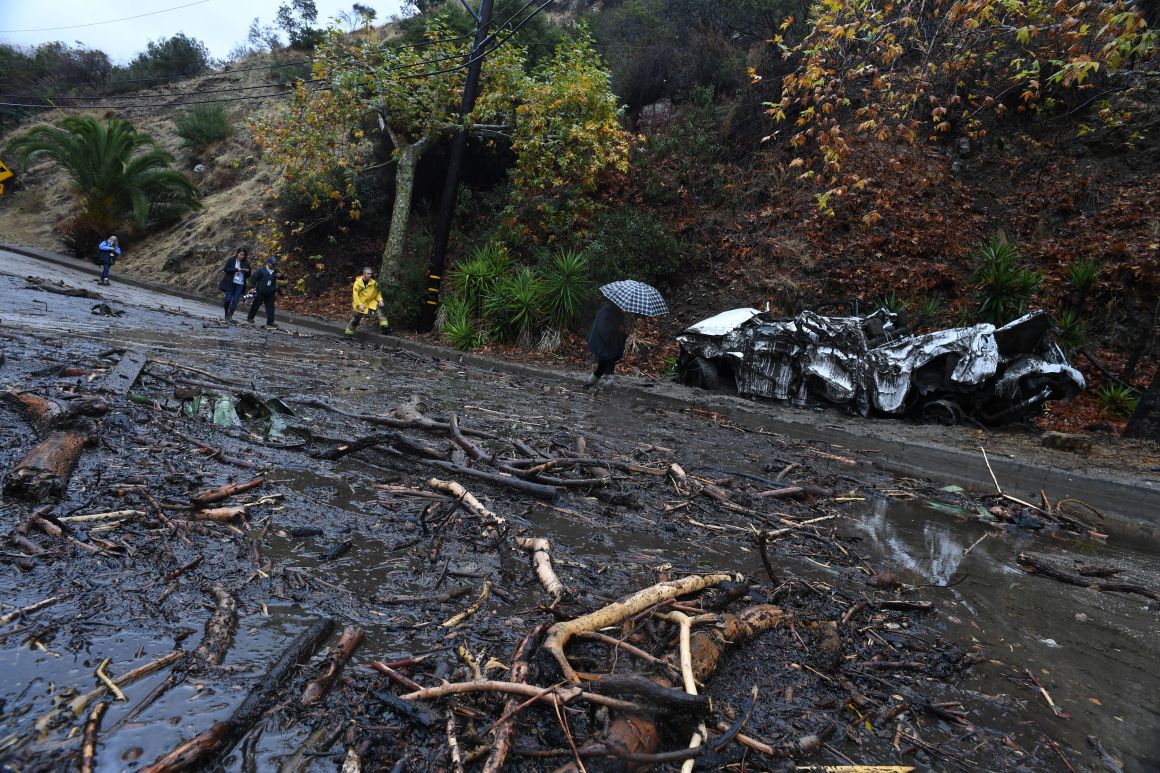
[96,235,120,285]
[345,267,392,336]
[246,256,281,328]
[218,247,251,321]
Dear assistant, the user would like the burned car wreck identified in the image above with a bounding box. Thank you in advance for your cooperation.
[676,307,1084,425]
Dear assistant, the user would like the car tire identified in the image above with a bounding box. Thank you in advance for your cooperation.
[680,356,720,390]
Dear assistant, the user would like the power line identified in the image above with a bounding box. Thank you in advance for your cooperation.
[0,0,212,33]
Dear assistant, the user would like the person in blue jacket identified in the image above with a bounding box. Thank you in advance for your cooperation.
[585,302,630,387]
[218,247,251,321]
[96,235,121,285]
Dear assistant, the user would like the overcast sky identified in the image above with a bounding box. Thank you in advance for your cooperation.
[1,0,406,64]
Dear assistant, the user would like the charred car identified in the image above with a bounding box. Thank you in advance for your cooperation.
[676,307,1084,425]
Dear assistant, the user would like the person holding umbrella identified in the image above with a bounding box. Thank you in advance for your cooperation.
[584,280,668,387]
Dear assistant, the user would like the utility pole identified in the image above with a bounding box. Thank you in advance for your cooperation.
[417,0,496,331]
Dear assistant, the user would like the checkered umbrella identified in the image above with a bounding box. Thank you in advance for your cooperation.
[599,280,669,317]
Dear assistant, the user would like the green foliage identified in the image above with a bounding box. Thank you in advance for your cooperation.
[586,206,683,287]
[449,242,512,317]
[109,34,212,90]
[6,116,200,243]
[276,0,323,49]
[398,0,564,69]
[875,290,909,314]
[540,248,593,330]
[483,267,544,344]
[970,237,1043,326]
[173,105,234,156]
[916,294,943,323]
[1095,383,1138,418]
[508,24,631,241]
[1066,257,1103,292]
[0,42,112,131]
[442,293,489,350]
[1054,308,1087,356]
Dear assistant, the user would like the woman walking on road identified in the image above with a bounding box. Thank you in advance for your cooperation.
[96,235,120,286]
[584,302,630,387]
[218,247,251,321]
[246,256,281,328]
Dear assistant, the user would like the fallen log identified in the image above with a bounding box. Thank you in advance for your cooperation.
[688,605,785,682]
[301,626,365,706]
[141,618,335,773]
[426,461,558,499]
[542,573,733,684]
[318,433,398,460]
[4,430,88,501]
[191,506,246,522]
[189,586,237,670]
[190,478,264,508]
[428,479,506,530]
[1017,553,1160,602]
[100,350,148,395]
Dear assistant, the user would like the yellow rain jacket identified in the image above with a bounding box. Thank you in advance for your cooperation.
[352,276,384,313]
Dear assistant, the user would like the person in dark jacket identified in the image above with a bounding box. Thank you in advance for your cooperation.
[246,256,281,328]
[218,247,251,321]
[585,302,629,387]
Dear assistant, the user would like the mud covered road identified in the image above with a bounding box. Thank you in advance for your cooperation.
[1,256,1158,772]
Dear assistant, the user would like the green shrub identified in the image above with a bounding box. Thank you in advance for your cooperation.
[442,293,488,350]
[1066,257,1102,293]
[449,241,511,317]
[483,267,543,344]
[586,206,683,287]
[916,293,943,324]
[174,104,233,155]
[875,290,909,314]
[540,248,593,330]
[1095,383,1138,418]
[970,237,1043,325]
[1054,308,1087,356]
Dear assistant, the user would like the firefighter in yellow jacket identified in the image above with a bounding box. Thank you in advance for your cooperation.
[345,267,392,335]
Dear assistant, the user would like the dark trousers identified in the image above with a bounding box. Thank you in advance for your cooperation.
[223,284,245,317]
[247,292,276,324]
[594,358,618,378]
[100,251,114,282]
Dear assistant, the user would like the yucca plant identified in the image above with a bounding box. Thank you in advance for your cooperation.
[1066,257,1102,293]
[441,293,488,350]
[875,290,909,314]
[448,241,511,316]
[173,104,233,155]
[916,293,943,324]
[1095,383,1138,418]
[483,267,544,346]
[6,116,200,241]
[1054,308,1087,356]
[971,237,1043,325]
[541,248,592,329]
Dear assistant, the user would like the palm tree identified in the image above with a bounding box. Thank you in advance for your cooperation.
[6,116,200,244]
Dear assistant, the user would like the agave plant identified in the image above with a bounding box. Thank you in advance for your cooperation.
[483,267,544,346]
[875,290,909,314]
[6,115,200,237]
[541,248,592,329]
[1054,308,1087,356]
[1095,383,1138,419]
[970,237,1043,325]
[448,241,511,317]
[441,293,488,350]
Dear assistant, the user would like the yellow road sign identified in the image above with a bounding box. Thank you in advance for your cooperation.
[0,159,12,196]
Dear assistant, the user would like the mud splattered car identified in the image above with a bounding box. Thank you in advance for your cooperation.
[676,307,1084,425]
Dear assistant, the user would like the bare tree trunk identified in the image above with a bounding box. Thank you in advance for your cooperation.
[379,132,429,299]
[1124,367,1159,442]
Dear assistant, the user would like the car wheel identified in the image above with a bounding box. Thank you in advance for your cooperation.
[921,399,963,426]
[679,356,720,390]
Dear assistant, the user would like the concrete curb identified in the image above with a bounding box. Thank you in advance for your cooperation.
[4,240,1157,537]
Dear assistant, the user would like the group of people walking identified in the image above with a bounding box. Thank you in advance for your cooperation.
[217,247,282,327]
[110,236,631,386]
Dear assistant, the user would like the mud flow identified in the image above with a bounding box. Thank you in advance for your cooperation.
[1,270,1158,772]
